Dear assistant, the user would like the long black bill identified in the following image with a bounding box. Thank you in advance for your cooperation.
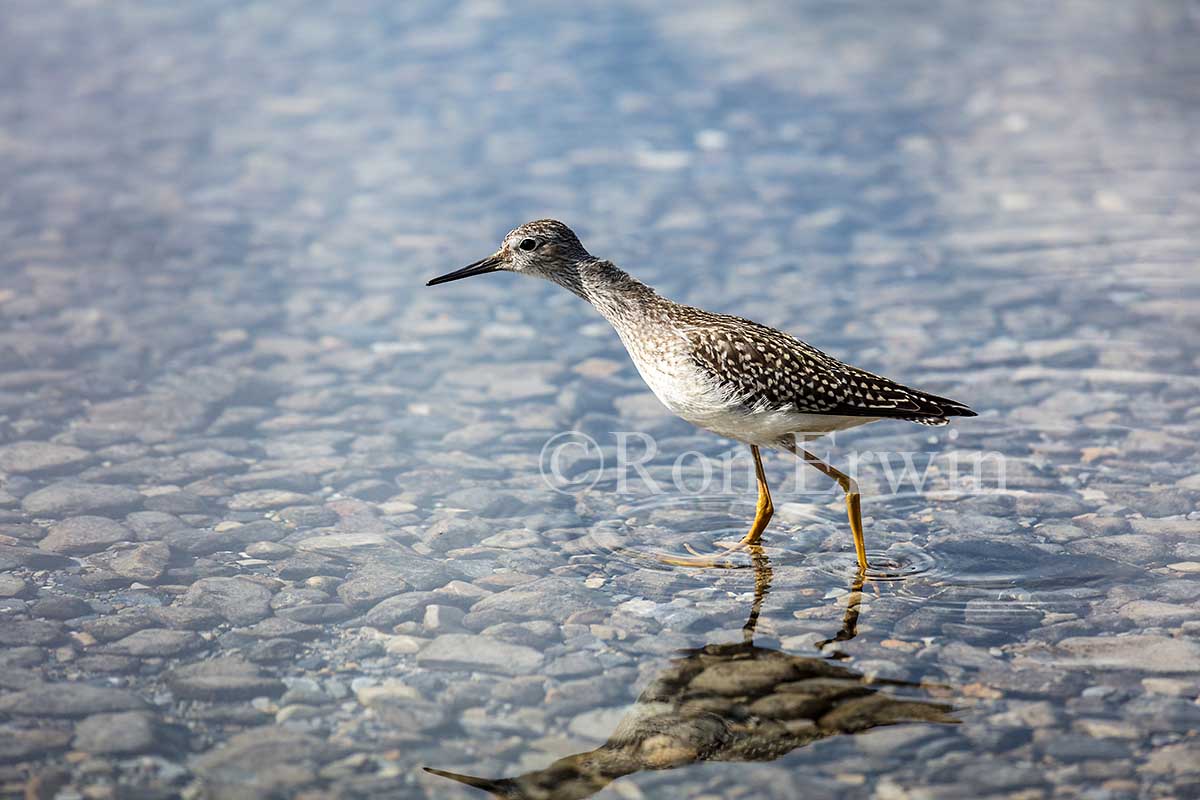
[426,254,504,286]
[422,767,509,793]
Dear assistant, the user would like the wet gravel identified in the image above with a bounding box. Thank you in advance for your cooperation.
[1,0,1199,798]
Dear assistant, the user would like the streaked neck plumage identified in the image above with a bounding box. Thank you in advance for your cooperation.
[553,258,660,328]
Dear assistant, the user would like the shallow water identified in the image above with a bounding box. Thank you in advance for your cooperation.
[0,1,1198,798]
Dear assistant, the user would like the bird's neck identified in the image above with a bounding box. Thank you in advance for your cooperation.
[568,259,659,326]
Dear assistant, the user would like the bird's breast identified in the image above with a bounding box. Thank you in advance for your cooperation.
[618,333,874,445]
[620,340,783,444]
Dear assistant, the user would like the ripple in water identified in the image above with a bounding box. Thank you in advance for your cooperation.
[581,491,1133,616]
[584,493,937,582]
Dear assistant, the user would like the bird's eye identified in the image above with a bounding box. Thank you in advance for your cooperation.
[518,238,537,251]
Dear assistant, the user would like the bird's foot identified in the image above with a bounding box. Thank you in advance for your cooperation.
[608,540,752,569]
[651,550,746,569]
[682,539,750,558]
[656,537,757,568]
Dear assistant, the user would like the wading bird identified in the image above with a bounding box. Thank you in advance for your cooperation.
[427,220,975,571]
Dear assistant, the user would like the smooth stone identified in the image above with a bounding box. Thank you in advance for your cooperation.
[1138,490,1195,518]
[124,511,188,541]
[180,577,274,624]
[274,603,354,624]
[233,617,321,640]
[295,533,390,552]
[416,633,544,675]
[421,516,493,551]
[1042,733,1130,761]
[30,595,93,620]
[245,541,294,560]
[936,541,1141,587]
[0,441,89,475]
[279,678,328,706]
[1141,677,1199,696]
[0,620,65,646]
[1057,635,1200,672]
[0,668,43,690]
[270,587,331,610]
[479,621,559,648]
[342,479,396,502]
[0,574,32,598]
[1014,492,1089,518]
[105,628,203,656]
[228,489,315,511]
[89,541,171,582]
[0,598,28,616]
[79,612,154,642]
[355,680,419,707]
[167,657,285,700]
[146,606,224,630]
[480,529,543,549]
[0,544,73,571]
[422,604,466,632]
[442,488,539,519]
[247,638,304,663]
[432,580,493,605]
[39,516,133,555]
[0,647,45,668]
[274,554,347,581]
[464,577,604,627]
[278,505,340,528]
[1117,600,1197,624]
[0,684,149,716]
[1069,534,1170,563]
[74,657,139,676]
[0,728,73,765]
[0,523,42,540]
[364,591,436,628]
[1131,517,1200,536]
[275,704,325,724]
[303,575,342,593]
[73,711,160,755]
[380,555,468,592]
[226,469,319,493]
[963,599,1042,629]
[192,727,345,789]
[144,490,208,514]
[1144,742,1200,775]
[23,484,142,517]
[382,635,426,655]
[173,519,287,555]
[337,566,411,609]
[544,652,601,679]
[85,388,215,437]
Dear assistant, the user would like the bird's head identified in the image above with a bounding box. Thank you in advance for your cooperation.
[427,219,592,289]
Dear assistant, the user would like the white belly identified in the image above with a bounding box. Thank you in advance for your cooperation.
[625,347,875,446]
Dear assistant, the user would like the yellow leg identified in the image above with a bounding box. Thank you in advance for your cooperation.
[792,446,868,573]
[660,445,774,569]
[743,444,774,546]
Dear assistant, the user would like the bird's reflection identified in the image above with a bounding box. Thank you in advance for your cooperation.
[426,549,955,799]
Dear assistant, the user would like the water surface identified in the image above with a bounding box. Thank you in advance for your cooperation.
[0,1,1198,798]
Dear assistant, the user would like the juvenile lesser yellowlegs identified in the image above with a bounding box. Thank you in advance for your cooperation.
[427,220,976,572]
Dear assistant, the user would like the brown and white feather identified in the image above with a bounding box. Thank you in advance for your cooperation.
[470,220,976,447]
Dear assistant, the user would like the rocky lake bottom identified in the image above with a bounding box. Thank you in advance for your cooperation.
[1,1,1199,798]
